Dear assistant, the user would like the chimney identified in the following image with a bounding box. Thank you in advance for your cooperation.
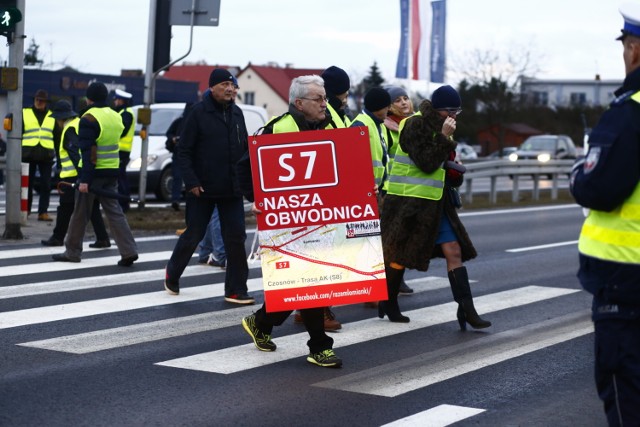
[595,74,601,81]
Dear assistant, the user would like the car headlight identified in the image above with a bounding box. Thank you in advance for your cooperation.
[537,153,551,162]
[508,153,518,162]
[128,154,159,170]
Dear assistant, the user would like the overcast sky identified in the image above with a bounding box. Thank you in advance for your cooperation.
[2,0,629,92]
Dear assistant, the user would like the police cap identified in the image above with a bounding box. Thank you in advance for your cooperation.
[113,89,132,100]
[617,1,640,40]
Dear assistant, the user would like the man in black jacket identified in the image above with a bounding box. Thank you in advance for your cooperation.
[164,68,253,305]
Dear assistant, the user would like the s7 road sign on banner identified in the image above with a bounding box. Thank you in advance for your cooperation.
[248,127,388,312]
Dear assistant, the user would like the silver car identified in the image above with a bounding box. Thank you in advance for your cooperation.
[127,103,268,201]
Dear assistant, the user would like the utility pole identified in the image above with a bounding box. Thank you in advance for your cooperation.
[2,0,25,239]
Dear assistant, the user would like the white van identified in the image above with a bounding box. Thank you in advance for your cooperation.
[126,103,268,201]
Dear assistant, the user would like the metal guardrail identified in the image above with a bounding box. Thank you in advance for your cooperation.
[2,157,575,206]
[462,159,575,204]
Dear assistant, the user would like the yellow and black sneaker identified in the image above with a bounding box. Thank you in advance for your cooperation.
[242,314,276,352]
[307,349,342,368]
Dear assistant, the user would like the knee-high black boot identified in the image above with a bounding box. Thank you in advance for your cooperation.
[378,264,410,323]
[448,266,491,331]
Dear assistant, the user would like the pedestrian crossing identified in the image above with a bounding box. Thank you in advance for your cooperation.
[0,241,592,426]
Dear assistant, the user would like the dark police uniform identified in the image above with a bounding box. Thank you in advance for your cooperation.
[570,60,640,426]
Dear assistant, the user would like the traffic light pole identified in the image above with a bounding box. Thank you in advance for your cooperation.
[2,0,25,239]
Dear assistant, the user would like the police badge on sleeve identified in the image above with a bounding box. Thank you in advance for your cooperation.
[584,147,601,174]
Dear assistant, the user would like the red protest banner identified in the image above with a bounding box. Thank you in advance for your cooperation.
[248,127,388,312]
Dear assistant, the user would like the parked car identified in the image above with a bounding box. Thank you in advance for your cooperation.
[127,103,268,201]
[508,134,577,163]
[455,142,478,161]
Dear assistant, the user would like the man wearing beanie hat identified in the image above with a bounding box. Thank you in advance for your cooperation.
[41,100,110,248]
[22,88,56,221]
[379,85,491,329]
[53,82,138,267]
[571,3,640,424]
[164,68,254,306]
[112,89,135,213]
[321,65,351,127]
[350,87,391,189]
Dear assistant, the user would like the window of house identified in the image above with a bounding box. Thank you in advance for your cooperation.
[532,91,548,106]
[570,92,587,106]
[244,91,255,105]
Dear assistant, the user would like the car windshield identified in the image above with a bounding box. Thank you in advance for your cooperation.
[520,136,556,152]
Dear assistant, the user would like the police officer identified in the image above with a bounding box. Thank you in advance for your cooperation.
[570,2,640,425]
[112,89,134,212]
[22,89,56,221]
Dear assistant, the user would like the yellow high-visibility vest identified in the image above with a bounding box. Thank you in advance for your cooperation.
[83,107,124,170]
[118,107,135,152]
[22,108,55,150]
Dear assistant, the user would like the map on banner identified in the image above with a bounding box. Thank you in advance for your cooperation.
[248,127,388,312]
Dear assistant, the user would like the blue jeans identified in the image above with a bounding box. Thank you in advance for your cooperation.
[198,207,226,262]
[166,195,248,295]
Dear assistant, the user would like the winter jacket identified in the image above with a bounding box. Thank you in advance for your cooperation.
[177,93,248,198]
[380,100,477,271]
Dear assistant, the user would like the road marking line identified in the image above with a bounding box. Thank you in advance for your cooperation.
[18,307,257,353]
[0,235,175,259]
[155,286,579,374]
[506,240,578,253]
[16,277,451,353]
[0,263,261,300]
[314,311,592,397]
[0,278,265,329]
[381,404,486,427]
[0,251,175,277]
[458,204,579,217]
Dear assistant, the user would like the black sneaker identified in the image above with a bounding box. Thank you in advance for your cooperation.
[41,237,63,247]
[207,254,226,269]
[225,293,255,304]
[117,255,138,266]
[89,240,111,248]
[52,253,81,263]
[399,280,414,295]
[164,268,179,295]
[307,349,342,368]
[242,314,276,352]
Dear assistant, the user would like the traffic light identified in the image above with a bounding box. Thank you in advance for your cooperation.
[153,0,171,72]
[0,0,21,42]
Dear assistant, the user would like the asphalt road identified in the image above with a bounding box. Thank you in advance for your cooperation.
[0,202,607,426]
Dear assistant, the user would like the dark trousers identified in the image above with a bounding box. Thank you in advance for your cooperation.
[166,195,248,295]
[594,318,640,427]
[171,154,183,203]
[117,151,131,212]
[28,160,53,214]
[51,178,109,242]
[255,305,333,354]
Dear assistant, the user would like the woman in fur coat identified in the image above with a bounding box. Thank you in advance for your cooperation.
[379,85,491,330]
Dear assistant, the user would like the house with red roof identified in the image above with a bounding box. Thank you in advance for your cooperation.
[161,62,325,118]
[161,62,241,96]
[236,63,324,118]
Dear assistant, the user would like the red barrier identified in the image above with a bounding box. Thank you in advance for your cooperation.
[21,162,28,223]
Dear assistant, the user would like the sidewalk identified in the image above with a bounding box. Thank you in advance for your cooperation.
[1,214,62,246]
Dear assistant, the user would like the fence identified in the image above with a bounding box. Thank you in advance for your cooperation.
[462,159,575,204]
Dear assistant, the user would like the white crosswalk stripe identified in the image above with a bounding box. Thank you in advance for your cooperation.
[0,243,591,426]
[155,286,579,374]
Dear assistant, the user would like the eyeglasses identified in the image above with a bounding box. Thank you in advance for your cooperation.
[437,108,462,116]
[300,95,328,103]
